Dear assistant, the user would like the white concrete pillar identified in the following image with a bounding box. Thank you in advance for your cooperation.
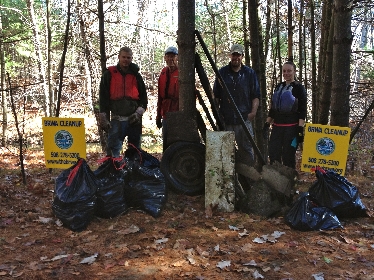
[205,131,236,212]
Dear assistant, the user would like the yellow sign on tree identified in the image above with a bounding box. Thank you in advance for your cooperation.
[42,117,86,168]
[301,123,351,175]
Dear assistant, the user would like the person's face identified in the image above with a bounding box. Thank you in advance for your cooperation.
[230,52,243,67]
[118,51,133,68]
[282,64,295,82]
[164,53,178,68]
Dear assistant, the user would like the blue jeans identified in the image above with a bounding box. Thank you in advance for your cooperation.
[106,119,142,157]
[225,120,255,166]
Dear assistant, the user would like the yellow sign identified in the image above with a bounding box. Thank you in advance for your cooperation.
[42,117,86,168]
[301,123,350,175]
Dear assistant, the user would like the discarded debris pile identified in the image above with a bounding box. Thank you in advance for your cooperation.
[237,161,298,217]
[237,163,368,229]
[52,148,166,232]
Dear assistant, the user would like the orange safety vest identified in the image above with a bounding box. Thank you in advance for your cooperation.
[108,66,140,100]
[158,67,179,118]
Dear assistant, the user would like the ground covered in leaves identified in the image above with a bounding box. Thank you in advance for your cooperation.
[0,146,374,280]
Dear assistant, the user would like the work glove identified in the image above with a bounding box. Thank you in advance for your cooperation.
[263,122,270,140]
[99,112,111,132]
[297,126,304,144]
[129,107,145,126]
[129,113,141,125]
[135,106,145,116]
[156,116,162,129]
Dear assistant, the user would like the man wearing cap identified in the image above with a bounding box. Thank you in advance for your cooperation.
[213,44,260,165]
[156,46,179,152]
[98,46,148,157]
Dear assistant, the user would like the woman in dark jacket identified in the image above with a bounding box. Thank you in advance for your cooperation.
[263,61,307,169]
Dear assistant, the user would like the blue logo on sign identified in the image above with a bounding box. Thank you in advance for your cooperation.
[316,137,335,156]
[55,130,73,149]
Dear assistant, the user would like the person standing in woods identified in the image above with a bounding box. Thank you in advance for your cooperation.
[263,60,307,169]
[156,46,179,152]
[213,44,260,166]
[98,46,148,158]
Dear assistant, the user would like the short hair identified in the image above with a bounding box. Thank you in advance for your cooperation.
[119,47,132,55]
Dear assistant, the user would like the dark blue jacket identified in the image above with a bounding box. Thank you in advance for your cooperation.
[213,63,260,125]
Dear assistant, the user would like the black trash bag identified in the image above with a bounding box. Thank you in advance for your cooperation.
[123,146,167,217]
[285,192,343,231]
[308,168,368,218]
[124,146,164,181]
[52,197,95,232]
[93,157,129,218]
[52,158,98,232]
[125,179,167,218]
[125,146,160,169]
[125,146,164,181]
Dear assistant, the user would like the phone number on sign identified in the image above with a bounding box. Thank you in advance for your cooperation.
[308,157,339,166]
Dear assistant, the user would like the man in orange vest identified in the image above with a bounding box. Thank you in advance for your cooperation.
[99,46,148,158]
[156,46,179,152]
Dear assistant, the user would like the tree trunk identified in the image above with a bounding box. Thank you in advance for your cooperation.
[98,0,106,73]
[298,0,304,82]
[204,0,218,63]
[316,0,333,123]
[248,0,267,164]
[26,0,49,116]
[276,0,282,78]
[318,11,334,124]
[46,0,53,116]
[287,0,293,61]
[178,0,196,115]
[55,0,71,117]
[0,12,7,147]
[309,0,317,123]
[330,0,352,126]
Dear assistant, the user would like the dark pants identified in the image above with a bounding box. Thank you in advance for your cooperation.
[268,125,298,169]
[106,119,142,157]
[161,119,168,152]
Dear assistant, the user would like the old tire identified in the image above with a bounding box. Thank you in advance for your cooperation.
[161,141,205,196]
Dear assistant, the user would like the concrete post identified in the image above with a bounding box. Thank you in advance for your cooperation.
[205,131,236,212]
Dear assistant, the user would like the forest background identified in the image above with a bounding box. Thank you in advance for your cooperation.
[1,1,374,279]
[0,0,374,174]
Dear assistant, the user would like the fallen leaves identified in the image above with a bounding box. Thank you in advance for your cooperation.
[80,253,98,264]
[1,149,374,279]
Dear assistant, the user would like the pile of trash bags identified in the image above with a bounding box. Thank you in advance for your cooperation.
[285,167,368,231]
[52,147,166,232]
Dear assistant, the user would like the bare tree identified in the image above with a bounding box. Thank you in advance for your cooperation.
[46,0,54,116]
[330,0,353,126]
[0,10,7,147]
[316,0,333,124]
[98,0,106,73]
[247,0,267,160]
[178,0,196,114]
[55,0,71,117]
[26,0,49,116]
[309,0,317,123]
